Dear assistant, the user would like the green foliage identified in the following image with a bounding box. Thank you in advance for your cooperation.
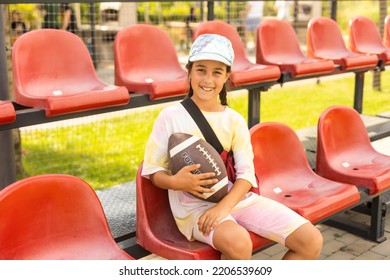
[137,2,195,23]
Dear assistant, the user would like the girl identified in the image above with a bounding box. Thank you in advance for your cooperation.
[142,34,323,260]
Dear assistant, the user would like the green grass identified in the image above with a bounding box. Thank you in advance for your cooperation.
[20,71,390,190]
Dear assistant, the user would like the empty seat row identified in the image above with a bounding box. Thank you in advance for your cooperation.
[306,17,378,71]
[11,29,130,118]
[349,16,390,67]
[2,16,387,126]
[136,105,390,260]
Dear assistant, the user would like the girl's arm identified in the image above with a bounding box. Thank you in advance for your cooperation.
[61,9,71,30]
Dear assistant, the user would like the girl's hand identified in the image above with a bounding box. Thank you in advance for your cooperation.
[197,179,253,236]
[197,204,230,236]
[174,164,218,199]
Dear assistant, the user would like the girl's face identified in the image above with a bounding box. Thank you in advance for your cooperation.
[189,60,230,108]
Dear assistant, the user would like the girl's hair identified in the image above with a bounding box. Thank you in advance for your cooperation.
[185,61,231,106]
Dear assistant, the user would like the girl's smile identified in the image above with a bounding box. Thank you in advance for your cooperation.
[189,60,230,111]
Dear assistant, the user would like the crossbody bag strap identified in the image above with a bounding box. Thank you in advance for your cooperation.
[181,98,224,154]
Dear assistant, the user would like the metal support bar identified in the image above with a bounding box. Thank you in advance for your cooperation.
[324,193,387,243]
[207,1,214,21]
[0,93,186,131]
[89,3,97,68]
[369,195,387,242]
[330,0,338,21]
[354,72,365,113]
[247,88,261,128]
[0,4,16,189]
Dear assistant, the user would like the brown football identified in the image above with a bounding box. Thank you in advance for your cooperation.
[168,132,228,203]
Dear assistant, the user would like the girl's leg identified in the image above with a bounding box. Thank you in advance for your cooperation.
[193,216,252,260]
[283,222,323,260]
[232,195,323,260]
[213,220,252,260]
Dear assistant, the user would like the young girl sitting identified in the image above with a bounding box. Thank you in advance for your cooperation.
[142,33,323,260]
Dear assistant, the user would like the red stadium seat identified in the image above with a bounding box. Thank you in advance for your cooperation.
[193,20,280,87]
[307,17,378,71]
[316,105,390,196]
[250,122,360,223]
[0,101,16,124]
[256,19,335,78]
[12,29,129,117]
[384,15,390,48]
[114,24,189,100]
[136,163,273,260]
[0,174,134,260]
[349,16,390,65]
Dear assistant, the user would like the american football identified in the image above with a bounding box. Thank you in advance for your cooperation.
[168,132,228,203]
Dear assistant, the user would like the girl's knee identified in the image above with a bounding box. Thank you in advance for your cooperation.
[213,221,252,260]
[305,226,323,257]
[286,223,323,259]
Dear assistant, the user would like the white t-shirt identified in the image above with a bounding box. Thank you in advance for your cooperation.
[142,101,258,240]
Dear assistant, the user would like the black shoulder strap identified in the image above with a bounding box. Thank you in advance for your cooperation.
[181,98,224,154]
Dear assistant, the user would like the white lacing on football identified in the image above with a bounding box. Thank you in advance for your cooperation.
[196,144,222,176]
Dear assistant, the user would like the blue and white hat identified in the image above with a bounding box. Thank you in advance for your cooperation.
[188,34,234,66]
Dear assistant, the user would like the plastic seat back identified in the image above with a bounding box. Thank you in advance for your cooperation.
[114,24,189,99]
[12,29,129,117]
[316,106,390,195]
[0,101,16,124]
[384,15,390,48]
[349,16,390,64]
[0,174,134,260]
[256,18,334,77]
[193,20,280,87]
[250,122,360,223]
[307,17,378,70]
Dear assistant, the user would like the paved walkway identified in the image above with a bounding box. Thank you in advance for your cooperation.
[254,209,390,260]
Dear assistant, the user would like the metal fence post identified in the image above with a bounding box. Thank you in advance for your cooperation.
[0,4,16,189]
[207,1,214,21]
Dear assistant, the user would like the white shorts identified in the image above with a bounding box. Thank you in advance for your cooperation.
[192,194,309,249]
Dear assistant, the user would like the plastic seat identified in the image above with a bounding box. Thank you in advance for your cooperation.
[307,17,378,71]
[0,174,134,260]
[349,16,390,65]
[384,15,390,48]
[136,163,273,260]
[12,29,129,117]
[316,105,390,196]
[114,24,189,100]
[256,19,335,78]
[192,20,281,88]
[0,101,16,124]
[250,122,360,223]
